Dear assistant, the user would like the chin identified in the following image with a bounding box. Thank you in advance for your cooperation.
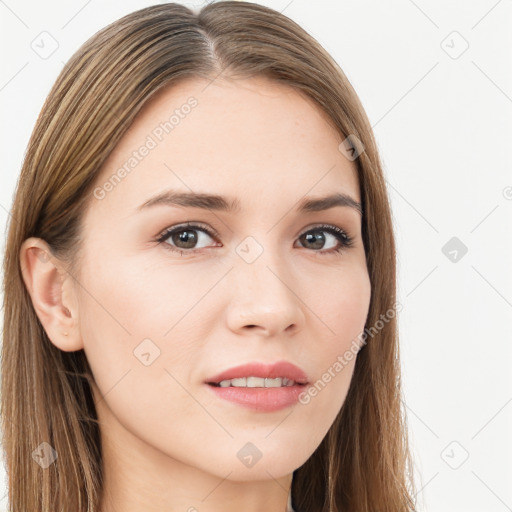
[197,442,309,481]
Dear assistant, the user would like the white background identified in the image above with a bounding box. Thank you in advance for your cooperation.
[1,1,511,511]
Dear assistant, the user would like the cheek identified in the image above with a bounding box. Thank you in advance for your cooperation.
[77,254,212,465]
[289,265,371,439]
[76,252,210,399]
[304,261,371,351]
[78,247,213,341]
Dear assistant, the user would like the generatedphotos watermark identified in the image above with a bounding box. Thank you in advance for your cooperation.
[93,96,198,200]
[298,301,403,405]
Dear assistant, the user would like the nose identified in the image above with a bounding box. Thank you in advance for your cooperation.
[225,249,306,338]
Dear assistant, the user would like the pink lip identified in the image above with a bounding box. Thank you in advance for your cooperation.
[204,360,309,413]
[206,384,307,412]
[205,360,309,385]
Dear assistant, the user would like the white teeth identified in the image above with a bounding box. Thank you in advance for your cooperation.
[216,377,297,388]
[264,378,282,388]
[247,376,266,387]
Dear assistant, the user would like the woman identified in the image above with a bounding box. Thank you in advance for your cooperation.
[1,2,416,511]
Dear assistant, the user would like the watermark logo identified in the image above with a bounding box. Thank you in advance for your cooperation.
[236,442,263,468]
[235,236,264,264]
[133,338,161,366]
[32,442,58,469]
[441,236,468,263]
[338,134,365,161]
[31,31,59,59]
[440,440,469,469]
[440,31,469,60]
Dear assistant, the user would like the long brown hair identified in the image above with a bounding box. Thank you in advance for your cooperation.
[1,2,416,510]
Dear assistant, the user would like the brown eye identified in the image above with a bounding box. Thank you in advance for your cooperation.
[156,223,219,255]
[296,225,353,255]
[169,228,201,249]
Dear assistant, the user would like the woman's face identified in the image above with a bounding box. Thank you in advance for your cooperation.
[73,76,371,482]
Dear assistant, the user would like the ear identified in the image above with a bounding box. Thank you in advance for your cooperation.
[19,237,83,352]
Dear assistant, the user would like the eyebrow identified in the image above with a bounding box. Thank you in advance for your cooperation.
[137,190,363,216]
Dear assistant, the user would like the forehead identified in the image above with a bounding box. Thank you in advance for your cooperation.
[90,76,360,217]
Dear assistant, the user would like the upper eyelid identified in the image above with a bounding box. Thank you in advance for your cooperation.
[157,221,219,241]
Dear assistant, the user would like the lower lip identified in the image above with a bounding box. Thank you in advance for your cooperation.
[205,383,308,412]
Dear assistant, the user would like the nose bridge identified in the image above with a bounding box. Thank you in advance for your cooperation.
[225,232,305,334]
[234,227,292,291]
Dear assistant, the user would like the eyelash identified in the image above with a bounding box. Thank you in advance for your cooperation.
[155,222,354,257]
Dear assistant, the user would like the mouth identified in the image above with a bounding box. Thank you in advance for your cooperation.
[205,360,309,387]
[204,360,310,412]
[207,377,307,388]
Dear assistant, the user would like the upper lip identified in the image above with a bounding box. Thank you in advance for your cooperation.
[205,360,309,385]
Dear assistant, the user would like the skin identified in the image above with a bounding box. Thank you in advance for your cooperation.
[20,76,371,512]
